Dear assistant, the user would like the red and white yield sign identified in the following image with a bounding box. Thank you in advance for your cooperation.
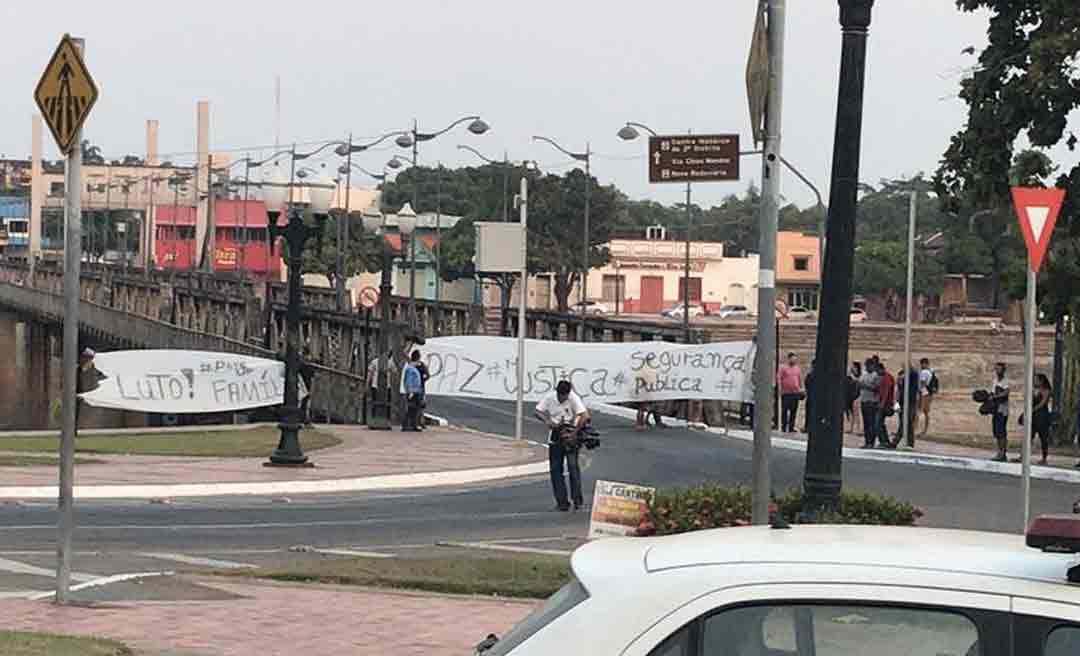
[1011,186,1066,272]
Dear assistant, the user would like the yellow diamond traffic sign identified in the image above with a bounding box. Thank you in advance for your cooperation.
[34,34,99,155]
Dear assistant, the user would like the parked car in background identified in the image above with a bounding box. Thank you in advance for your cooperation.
[570,300,611,316]
[715,304,751,320]
[661,304,705,320]
[850,308,868,323]
[785,305,816,321]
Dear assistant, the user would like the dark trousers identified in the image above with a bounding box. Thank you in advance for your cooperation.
[861,402,879,446]
[548,439,583,509]
[780,394,800,433]
[877,407,892,446]
[893,399,917,448]
[402,393,421,431]
[1034,409,1052,461]
[740,402,755,427]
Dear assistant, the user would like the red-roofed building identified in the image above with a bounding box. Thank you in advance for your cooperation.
[154,200,280,275]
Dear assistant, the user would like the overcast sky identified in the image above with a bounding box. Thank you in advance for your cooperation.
[2,1,990,209]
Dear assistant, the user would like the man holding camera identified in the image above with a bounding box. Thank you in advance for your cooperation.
[535,380,588,512]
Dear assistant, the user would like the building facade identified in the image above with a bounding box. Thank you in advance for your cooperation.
[776,231,822,311]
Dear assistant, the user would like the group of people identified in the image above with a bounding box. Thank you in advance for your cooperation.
[847,356,937,450]
[984,361,1057,465]
[768,352,939,451]
[365,346,429,432]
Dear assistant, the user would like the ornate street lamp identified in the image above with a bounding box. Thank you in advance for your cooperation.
[259,159,334,466]
[360,208,395,430]
[532,135,592,313]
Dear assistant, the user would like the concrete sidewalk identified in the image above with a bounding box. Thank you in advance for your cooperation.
[0,424,548,499]
[0,576,535,656]
[589,401,1080,484]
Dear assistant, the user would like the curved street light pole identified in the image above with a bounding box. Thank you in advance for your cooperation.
[533,135,591,316]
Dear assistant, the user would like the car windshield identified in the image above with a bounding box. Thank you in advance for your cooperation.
[485,577,589,655]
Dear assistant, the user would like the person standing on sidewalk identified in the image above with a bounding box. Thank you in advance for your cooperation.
[777,353,803,434]
[414,355,430,431]
[535,380,587,511]
[918,358,937,437]
[803,359,816,433]
[892,363,920,449]
[990,362,1011,462]
[876,361,897,447]
[846,361,862,435]
[858,358,880,448]
[75,348,105,429]
[1031,373,1053,466]
[401,351,423,432]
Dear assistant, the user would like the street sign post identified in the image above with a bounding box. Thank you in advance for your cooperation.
[34,35,99,155]
[648,135,740,184]
[34,34,97,605]
[1011,186,1065,532]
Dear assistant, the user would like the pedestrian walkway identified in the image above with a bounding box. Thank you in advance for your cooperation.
[721,424,1080,484]
[0,424,548,499]
[0,576,536,656]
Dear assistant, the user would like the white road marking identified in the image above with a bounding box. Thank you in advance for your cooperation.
[290,545,395,559]
[137,552,258,569]
[436,541,573,557]
[0,460,549,500]
[0,556,98,582]
[27,571,175,600]
[0,590,41,599]
[0,510,558,532]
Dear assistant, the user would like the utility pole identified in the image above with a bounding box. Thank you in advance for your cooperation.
[900,191,916,446]
[683,180,692,344]
[56,36,85,606]
[751,0,786,526]
[804,0,876,514]
[515,176,528,441]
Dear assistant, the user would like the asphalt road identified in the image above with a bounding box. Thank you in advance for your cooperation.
[1,396,1076,561]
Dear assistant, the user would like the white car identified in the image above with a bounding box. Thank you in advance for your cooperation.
[715,305,751,320]
[850,308,868,323]
[477,519,1080,655]
[571,301,611,316]
[785,305,816,321]
[661,304,705,320]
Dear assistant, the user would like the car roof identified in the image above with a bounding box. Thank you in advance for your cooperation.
[572,526,1080,602]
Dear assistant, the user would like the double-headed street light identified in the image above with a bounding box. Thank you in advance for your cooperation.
[250,145,335,466]
[533,135,592,310]
[359,208,395,430]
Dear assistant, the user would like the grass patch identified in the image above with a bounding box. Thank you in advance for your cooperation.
[0,455,102,466]
[0,426,341,458]
[221,554,571,599]
[0,631,131,656]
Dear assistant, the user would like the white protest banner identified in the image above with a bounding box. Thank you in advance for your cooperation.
[421,336,753,404]
[79,350,306,414]
[588,480,656,538]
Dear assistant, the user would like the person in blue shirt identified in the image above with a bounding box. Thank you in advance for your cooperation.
[401,350,424,432]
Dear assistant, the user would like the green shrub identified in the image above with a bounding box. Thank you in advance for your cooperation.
[637,484,923,537]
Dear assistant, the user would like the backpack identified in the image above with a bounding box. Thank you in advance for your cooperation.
[928,371,940,395]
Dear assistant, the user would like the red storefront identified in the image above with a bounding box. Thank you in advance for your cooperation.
[154,200,281,276]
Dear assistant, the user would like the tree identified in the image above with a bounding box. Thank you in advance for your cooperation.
[937,1,1080,311]
[80,140,104,165]
[281,213,383,287]
[527,170,621,312]
[853,240,944,299]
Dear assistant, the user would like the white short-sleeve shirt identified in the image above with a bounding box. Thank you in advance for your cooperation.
[536,392,587,425]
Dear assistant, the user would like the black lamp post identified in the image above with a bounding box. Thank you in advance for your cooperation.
[254,146,335,466]
[361,208,396,430]
[804,0,876,513]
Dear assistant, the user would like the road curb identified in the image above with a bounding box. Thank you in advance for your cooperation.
[0,460,550,500]
[586,402,1080,484]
